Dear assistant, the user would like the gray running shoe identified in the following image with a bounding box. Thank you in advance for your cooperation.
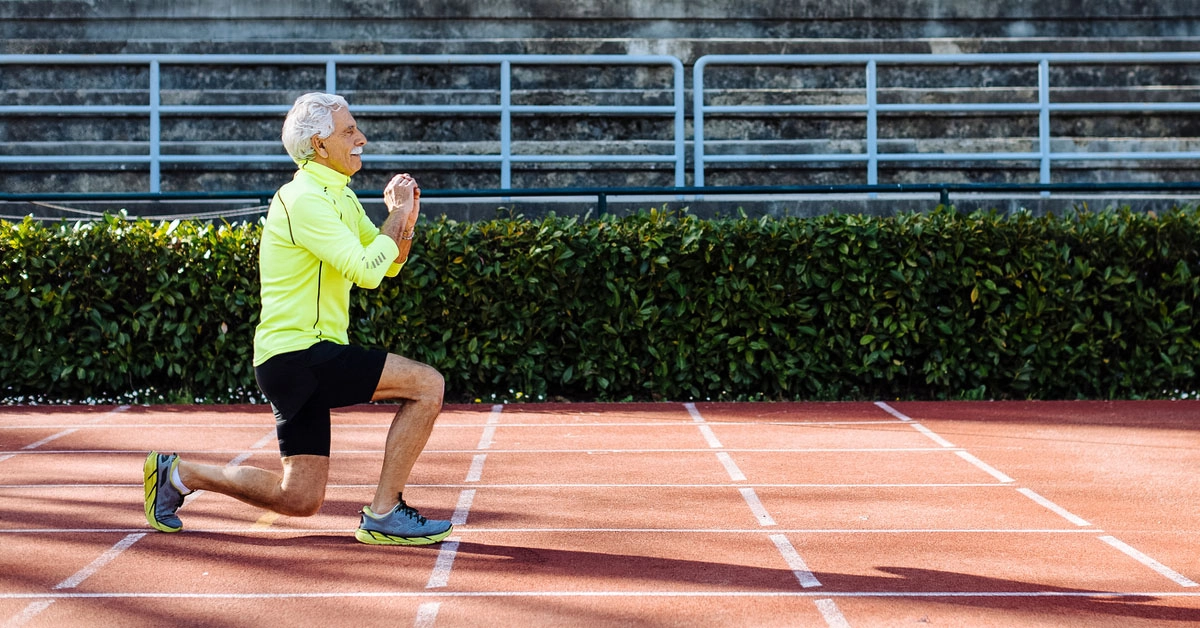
[355,497,453,545]
[143,451,188,533]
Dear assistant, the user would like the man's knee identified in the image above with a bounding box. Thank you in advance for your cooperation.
[278,489,324,517]
[421,366,445,405]
[277,454,329,516]
[375,354,445,404]
[404,364,444,413]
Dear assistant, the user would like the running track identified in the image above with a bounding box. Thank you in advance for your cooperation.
[1,401,1198,627]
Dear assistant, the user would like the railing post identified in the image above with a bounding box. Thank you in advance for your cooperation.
[1038,59,1051,197]
[500,60,512,190]
[866,60,878,189]
[149,59,161,193]
[693,58,707,188]
[673,58,686,188]
[325,59,337,93]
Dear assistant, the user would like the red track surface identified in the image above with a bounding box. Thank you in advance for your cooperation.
[1,400,1198,627]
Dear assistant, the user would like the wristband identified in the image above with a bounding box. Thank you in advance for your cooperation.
[400,229,415,240]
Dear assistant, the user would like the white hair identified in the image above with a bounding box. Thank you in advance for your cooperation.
[281,92,349,164]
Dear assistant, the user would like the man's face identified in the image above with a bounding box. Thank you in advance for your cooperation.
[311,106,367,176]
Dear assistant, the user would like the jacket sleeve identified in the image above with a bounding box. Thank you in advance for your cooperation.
[356,206,405,279]
[286,191,401,289]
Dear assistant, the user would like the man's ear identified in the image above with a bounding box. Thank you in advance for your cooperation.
[312,136,327,157]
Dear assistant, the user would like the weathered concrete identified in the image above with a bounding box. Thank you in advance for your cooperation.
[5,1,1200,44]
[3,1,1200,209]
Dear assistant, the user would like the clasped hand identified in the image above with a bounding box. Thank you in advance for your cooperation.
[384,173,420,215]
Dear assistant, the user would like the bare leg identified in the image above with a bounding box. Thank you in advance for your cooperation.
[177,455,329,517]
[368,353,445,513]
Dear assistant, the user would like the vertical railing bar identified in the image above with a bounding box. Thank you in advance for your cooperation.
[326,60,337,93]
[500,59,512,191]
[866,60,878,195]
[673,58,686,190]
[1039,59,1052,196]
[149,59,161,193]
[693,58,707,190]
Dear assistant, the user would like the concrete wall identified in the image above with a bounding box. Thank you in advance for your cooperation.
[5,0,1200,56]
[4,0,1200,216]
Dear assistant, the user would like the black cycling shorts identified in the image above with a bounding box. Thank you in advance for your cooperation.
[254,341,388,457]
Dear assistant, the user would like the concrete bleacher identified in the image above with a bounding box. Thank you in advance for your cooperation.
[3,0,1200,218]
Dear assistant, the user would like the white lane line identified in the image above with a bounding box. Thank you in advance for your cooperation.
[225,430,276,468]
[55,532,146,590]
[697,425,723,448]
[874,401,911,421]
[476,426,496,450]
[249,432,276,450]
[878,411,1015,496]
[4,446,961,455]
[4,600,56,627]
[2,527,1102,535]
[955,451,1014,483]
[465,454,487,482]
[874,401,956,447]
[686,403,746,488]
[476,404,502,450]
[428,447,948,454]
[0,482,1022,490]
[426,538,461,589]
[465,405,501,483]
[418,406,496,604]
[180,430,277,503]
[684,403,724,449]
[452,489,476,525]
[6,590,1200,600]
[0,423,274,430]
[0,419,906,431]
[739,488,777,526]
[769,534,822,588]
[1016,488,1091,526]
[815,598,852,627]
[910,423,956,448]
[413,602,441,628]
[22,429,79,450]
[1098,535,1198,587]
[2,406,129,464]
[716,452,746,481]
[685,381,752,533]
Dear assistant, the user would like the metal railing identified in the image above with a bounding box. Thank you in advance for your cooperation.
[7,181,1200,223]
[5,52,1200,200]
[0,53,687,192]
[693,52,1200,187]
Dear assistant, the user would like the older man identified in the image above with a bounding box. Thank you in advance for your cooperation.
[144,92,452,545]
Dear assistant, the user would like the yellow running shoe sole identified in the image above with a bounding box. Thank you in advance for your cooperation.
[354,525,453,546]
[143,451,182,533]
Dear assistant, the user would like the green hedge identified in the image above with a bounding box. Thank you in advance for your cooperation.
[2,207,1198,403]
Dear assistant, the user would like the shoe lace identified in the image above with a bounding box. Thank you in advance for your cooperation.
[397,499,428,525]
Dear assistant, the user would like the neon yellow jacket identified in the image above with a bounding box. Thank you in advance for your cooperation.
[253,162,402,366]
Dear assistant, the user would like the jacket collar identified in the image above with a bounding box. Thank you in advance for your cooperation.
[298,161,352,191]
